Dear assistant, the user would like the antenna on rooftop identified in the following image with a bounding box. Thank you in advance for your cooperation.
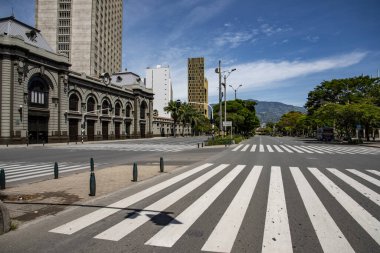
[11,7,14,18]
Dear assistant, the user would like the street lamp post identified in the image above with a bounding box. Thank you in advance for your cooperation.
[222,68,236,136]
[229,84,242,100]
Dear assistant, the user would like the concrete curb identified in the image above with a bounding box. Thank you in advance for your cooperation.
[0,200,11,235]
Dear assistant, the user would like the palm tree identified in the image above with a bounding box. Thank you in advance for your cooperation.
[164,100,181,137]
[179,103,197,136]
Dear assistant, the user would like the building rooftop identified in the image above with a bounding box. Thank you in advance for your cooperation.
[0,16,54,53]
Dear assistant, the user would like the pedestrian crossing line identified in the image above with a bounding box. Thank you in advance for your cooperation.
[94,164,230,241]
[241,144,250,152]
[250,144,257,152]
[262,166,292,253]
[232,144,243,152]
[7,166,90,183]
[309,146,334,154]
[5,164,54,173]
[279,145,294,153]
[49,163,214,235]
[266,145,274,152]
[327,169,380,206]
[0,162,30,168]
[346,169,380,187]
[367,170,380,177]
[308,167,380,245]
[285,145,304,153]
[314,146,342,154]
[333,147,356,154]
[145,165,246,248]
[259,145,265,152]
[290,167,355,253]
[273,145,283,152]
[294,146,314,153]
[300,146,324,154]
[6,164,83,177]
[202,166,263,253]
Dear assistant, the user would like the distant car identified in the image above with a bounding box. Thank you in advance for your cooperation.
[316,127,334,141]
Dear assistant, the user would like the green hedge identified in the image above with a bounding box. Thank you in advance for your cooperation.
[206,135,245,146]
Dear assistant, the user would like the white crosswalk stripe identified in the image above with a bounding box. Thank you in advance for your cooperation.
[229,144,379,155]
[262,166,292,253]
[48,143,197,153]
[346,169,380,187]
[49,164,380,252]
[0,162,91,183]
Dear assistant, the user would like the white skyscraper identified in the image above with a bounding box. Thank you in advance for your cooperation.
[145,65,173,118]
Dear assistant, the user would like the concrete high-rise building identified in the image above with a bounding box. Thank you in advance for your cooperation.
[35,0,122,76]
[145,65,173,118]
[188,57,208,117]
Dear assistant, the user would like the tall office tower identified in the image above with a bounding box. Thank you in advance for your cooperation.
[35,0,122,76]
[145,65,173,118]
[188,57,208,117]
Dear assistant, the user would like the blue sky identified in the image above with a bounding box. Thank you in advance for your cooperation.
[1,0,379,106]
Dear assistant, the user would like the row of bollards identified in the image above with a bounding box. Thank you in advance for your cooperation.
[197,142,204,148]
[0,157,166,196]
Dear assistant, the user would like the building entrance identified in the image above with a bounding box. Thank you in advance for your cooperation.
[87,120,95,141]
[28,116,48,144]
[102,121,109,140]
[115,122,121,139]
[69,119,79,142]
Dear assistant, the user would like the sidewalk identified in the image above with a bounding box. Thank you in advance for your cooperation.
[0,164,180,228]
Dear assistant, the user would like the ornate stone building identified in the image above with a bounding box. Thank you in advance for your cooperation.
[0,16,153,144]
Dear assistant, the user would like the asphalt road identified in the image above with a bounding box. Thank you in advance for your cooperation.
[0,136,379,253]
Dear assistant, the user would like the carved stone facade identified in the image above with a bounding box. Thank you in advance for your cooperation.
[0,17,154,145]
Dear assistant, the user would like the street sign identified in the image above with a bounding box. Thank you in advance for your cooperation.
[223,121,232,127]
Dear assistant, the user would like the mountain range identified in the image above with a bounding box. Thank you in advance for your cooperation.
[250,100,307,124]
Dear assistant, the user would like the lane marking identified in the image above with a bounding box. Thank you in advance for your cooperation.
[327,169,380,206]
[241,145,250,152]
[6,164,85,177]
[7,166,89,182]
[95,164,230,241]
[285,145,304,153]
[308,167,380,245]
[273,145,283,153]
[367,170,380,177]
[346,169,380,187]
[50,163,213,235]
[250,145,257,152]
[279,145,293,153]
[262,166,292,253]
[202,165,263,253]
[259,145,265,152]
[266,145,274,152]
[145,165,245,248]
[294,146,313,153]
[301,146,324,154]
[290,167,354,253]
[232,144,243,152]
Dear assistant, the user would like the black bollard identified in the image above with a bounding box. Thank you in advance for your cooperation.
[90,158,94,172]
[0,169,5,190]
[202,142,204,148]
[160,157,164,173]
[89,158,96,196]
[198,143,200,148]
[89,171,96,196]
[132,162,138,182]
[54,162,59,179]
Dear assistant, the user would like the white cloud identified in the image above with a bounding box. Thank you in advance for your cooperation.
[214,31,256,48]
[305,35,320,43]
[171,51,368,102]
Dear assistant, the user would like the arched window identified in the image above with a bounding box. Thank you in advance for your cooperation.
[102,100,110,115]
[126,103,131,117]
[28,76,48,108]
[140,101,147,119]
[115,103,121,116]
[69,94,79,111]
[87,97,95,113]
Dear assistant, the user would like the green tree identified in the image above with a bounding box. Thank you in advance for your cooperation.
[164,100,181,137]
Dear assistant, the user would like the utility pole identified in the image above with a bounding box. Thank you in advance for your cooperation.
[218,60,222,135]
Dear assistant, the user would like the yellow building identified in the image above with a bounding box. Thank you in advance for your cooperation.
[188,57,208,117]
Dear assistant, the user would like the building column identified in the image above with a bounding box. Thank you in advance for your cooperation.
[149,99,153,136]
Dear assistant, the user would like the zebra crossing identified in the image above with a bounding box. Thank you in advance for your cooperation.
[49,163,380,252]
[48,143,197,152]
[232,143,380,155]
[0,162,91,183]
